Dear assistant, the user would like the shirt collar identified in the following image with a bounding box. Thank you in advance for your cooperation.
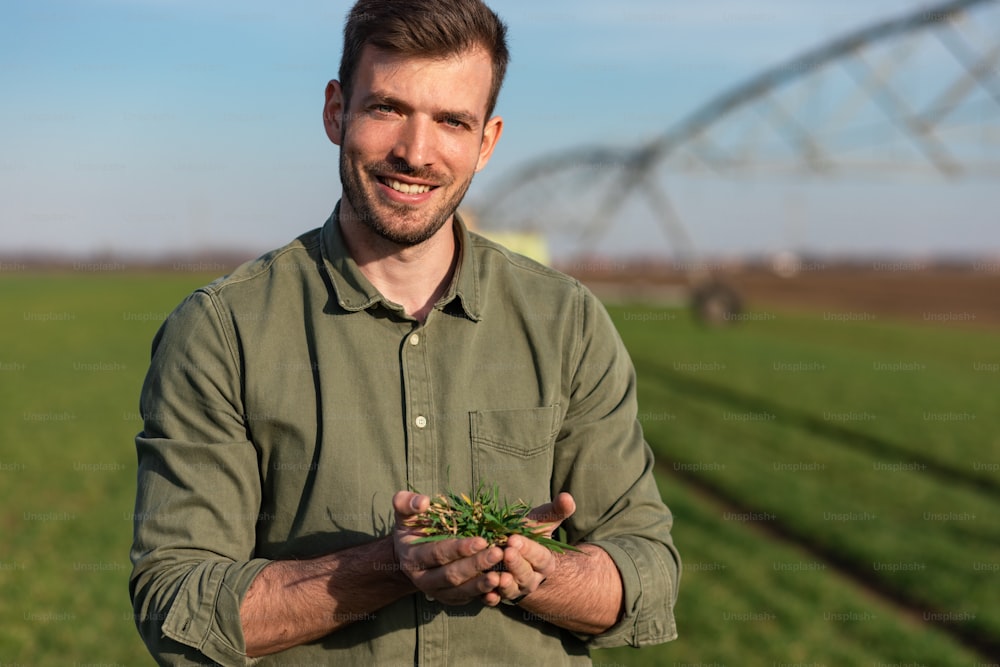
[320,201,481,322]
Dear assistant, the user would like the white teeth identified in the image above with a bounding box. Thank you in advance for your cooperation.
[385,178,432,195]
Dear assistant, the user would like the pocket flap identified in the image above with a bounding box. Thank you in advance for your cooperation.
[470,406,560,458]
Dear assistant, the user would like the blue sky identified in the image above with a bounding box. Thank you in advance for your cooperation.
[2,0,997,260]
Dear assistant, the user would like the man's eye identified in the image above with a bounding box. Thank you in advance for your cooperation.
[373,104,395,114]
[444,117,465,128]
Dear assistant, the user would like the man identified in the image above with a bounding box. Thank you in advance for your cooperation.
[130,0,680,664]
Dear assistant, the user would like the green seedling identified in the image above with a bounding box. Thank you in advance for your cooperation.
[408,482,582,554]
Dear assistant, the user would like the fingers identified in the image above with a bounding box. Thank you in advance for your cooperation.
[423,546,502,595]
[406,535,490,567]
[492,534,557,602]
[500,541,536,596]
[407,543,504,605]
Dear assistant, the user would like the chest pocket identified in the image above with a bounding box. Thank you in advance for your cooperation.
[470,405,560,508]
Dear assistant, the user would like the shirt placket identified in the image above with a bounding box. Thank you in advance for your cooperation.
[400,324,448,665]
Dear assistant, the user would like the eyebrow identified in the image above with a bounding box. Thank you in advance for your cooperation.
[364,91,482,130]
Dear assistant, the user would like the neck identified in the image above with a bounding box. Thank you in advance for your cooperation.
[338,203,460,324]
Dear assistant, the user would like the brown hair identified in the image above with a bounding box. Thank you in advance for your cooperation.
[339,0,509,119]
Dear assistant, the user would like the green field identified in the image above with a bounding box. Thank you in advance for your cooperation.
[1,272,997,665]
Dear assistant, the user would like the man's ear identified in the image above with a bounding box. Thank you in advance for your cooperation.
[475,115,504,172]
[324,80,346,146]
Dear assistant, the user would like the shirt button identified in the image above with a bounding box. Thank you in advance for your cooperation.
[409,333,420,346]
[415,415,428,429]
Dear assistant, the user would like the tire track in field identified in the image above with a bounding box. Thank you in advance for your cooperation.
[641,359,1000,502]
[653,458,1000,661]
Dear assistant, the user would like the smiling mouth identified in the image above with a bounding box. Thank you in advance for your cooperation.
[378,176,436,195]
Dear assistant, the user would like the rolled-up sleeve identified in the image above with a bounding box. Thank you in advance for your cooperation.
[130,289,269,665]
[556,286,681,649]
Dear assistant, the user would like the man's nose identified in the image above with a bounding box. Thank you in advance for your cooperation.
[391,115,433,169]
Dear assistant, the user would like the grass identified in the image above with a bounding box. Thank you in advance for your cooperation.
[1,274,996,665]
[1,271,212,663]
[592,474,984,666]
[409,482,581,553]
[592,303,999,664]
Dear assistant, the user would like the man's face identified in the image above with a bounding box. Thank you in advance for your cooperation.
[325,45,503,247]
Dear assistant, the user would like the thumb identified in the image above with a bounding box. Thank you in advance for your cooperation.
[393,490,430,520]
[526,492,576,536]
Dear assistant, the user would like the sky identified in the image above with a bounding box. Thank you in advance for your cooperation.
[1,0,998,262]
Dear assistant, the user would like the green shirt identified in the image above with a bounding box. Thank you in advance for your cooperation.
[130,206,680,665]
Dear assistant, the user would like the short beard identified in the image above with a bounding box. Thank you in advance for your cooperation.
[339,153,473,248]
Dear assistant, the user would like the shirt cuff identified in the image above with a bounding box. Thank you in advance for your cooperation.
[583,537,679,648]
[160,558,272,665]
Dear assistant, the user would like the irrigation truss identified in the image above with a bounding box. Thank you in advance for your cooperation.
[472,0,1000,318]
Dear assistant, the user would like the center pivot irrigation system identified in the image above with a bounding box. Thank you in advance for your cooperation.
[472,0,1000,323]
